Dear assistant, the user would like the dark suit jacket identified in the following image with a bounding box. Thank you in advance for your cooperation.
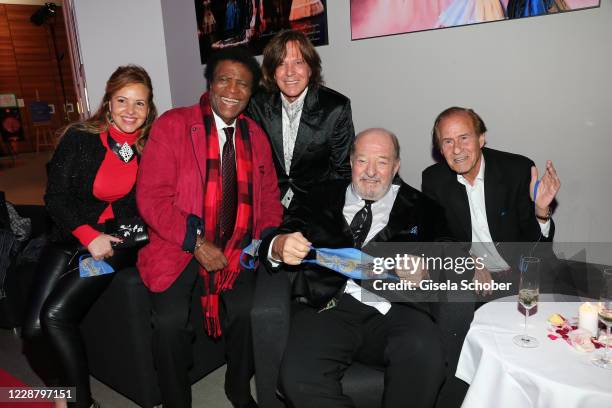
[421,147,555,271]
[248,86,355,202]
[260,179,451,314]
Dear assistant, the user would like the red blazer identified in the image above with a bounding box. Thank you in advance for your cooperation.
[136,97,282,292]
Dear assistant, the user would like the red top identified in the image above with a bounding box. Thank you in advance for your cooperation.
[72,125,140,247]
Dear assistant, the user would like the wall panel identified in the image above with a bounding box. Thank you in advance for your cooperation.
[0,3,77,153]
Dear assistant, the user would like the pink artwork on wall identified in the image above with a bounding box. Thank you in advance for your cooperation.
[350,0,600,40]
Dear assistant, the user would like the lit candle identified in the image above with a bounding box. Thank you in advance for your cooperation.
[578,302,599,337]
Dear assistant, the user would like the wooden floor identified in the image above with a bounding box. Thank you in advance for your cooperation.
[0,151,51,205]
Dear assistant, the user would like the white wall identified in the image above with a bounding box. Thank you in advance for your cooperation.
[72,0,173,114]
[160,0,205,108]
[315,1,611,250]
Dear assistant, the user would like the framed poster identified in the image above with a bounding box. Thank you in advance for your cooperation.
[0,94,17,108]
[29,101,52,124]
[350,0,600,40]
[195,0,329,64]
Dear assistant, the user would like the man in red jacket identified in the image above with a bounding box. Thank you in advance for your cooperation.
[136,47,282,408]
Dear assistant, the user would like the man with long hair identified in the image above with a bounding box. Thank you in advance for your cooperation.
[249,29,355,214]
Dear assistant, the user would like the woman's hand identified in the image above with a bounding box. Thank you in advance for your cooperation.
[87,233,122,260]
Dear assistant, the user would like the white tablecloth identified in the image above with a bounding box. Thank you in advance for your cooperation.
[456,295,612,408]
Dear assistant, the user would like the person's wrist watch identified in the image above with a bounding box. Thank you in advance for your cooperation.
[536,207,552,221]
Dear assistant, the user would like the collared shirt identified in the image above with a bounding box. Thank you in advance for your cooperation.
[280,87,308,207]
[280,87,308,174]
[457,157,550,272]
[343,183,400,315]
[212,110,236,167]
[267,183,400,315]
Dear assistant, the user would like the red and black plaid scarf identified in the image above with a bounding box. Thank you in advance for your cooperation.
[199,93,253,337]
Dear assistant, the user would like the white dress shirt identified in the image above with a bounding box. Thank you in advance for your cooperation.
[458,157,550,272]
[279,87,308,208]
[343,184,400,315]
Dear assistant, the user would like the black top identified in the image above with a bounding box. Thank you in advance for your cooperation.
[45,128,139,243]
[248,86,355,203]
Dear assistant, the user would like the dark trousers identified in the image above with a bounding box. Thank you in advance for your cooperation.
[279,295,446,408]
[150,259,256,408]
[22,243,136,408]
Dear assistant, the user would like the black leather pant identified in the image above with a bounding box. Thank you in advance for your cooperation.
[22,243,136,408]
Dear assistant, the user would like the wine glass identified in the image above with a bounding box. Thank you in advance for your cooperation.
[592,268,612,369]
[513,256,540,348]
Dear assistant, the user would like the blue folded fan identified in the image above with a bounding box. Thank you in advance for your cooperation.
[79,255,115,278]
[303,247,397,280]
[239,242,397,280]
[240,240,262,270]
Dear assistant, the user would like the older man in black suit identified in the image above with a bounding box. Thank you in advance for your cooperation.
[422,107,560,282]
[421,106,561,408]
[259,128,449,408]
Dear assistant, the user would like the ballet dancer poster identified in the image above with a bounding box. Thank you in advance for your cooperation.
[350,0,600,40]
[195,0,329,64]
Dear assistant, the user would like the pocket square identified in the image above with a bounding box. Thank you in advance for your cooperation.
[409,226,418,235]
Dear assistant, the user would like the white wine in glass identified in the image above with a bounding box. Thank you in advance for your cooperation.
[592,268,612,369]
[513,257,540,348]
[519,288,539,309]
